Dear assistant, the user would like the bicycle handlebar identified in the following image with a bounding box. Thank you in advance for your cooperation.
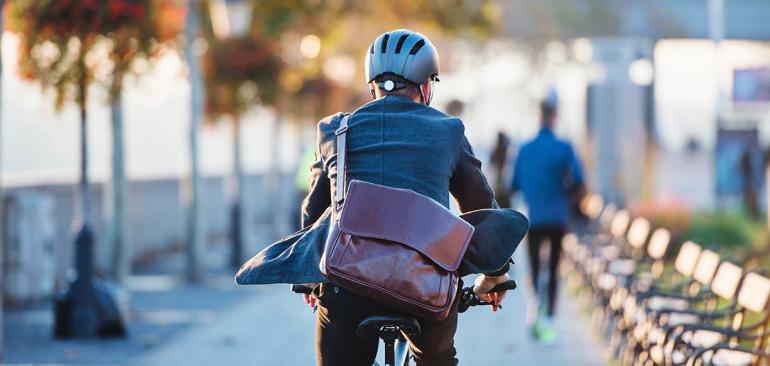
[292,280,517,297]
[291,284,314,294]
[484,279,518,294]
[458,279,517,313]
[294,279,517,314]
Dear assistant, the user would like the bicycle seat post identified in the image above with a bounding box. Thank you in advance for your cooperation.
[357,315,421,366]
[380,325,400,366]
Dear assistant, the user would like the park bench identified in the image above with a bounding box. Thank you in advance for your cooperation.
[647,270,770,365]
[583,214,648,324]
[591,217,655,329]
[614,247,724,365]
[617,241,705,345]
[564,195,770,366]
[601,227,673,354]
[574,209,632,292]
[636,260,745,365]
[681,272,770,366]
[563,205,630,310]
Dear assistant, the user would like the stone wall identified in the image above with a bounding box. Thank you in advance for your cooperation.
[2,173,297,303]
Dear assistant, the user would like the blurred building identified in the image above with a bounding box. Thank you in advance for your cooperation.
[495,0,770,210]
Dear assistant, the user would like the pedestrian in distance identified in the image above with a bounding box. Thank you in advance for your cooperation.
[511,90,585,344]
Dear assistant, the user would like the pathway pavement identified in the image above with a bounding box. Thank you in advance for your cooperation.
[5,257,609,365]
[3,273,252,365]
[138,277,609,365]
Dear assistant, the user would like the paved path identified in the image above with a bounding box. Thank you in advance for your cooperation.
[139,277,608,365]
[3,274,251,365]
[5,253,608,365]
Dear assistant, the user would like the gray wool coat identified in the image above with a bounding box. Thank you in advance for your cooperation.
[236,95,528,285]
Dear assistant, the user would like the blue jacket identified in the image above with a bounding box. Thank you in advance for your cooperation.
[511,128,583,227]
[236,96,528,285]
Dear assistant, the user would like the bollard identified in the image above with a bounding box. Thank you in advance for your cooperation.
[53,225,126,338]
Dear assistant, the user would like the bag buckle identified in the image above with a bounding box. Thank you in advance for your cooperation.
[334,197,344,212]
[335,125,348,135]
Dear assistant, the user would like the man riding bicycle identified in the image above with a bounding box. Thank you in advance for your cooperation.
[235,29,527,366]
[300,29,515,365]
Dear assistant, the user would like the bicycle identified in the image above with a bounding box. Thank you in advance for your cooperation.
[292,279,517,366]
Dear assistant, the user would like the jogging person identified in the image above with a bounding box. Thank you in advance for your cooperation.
[511,91,584,343]
[299,29,512,365]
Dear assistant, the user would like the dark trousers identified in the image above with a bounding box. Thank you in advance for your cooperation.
[526,225,565,317]
[315,283,459,366]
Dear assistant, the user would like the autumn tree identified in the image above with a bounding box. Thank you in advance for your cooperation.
[8,0,184,337]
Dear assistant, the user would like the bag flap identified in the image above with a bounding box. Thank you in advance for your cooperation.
[338,180,474,272]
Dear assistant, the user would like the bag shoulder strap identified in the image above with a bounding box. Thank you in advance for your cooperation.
[334,114,350,212]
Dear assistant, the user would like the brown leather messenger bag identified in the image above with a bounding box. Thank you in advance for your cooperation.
[320,114,475,321]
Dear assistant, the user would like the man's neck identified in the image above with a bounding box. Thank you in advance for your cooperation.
[380,94,422,104]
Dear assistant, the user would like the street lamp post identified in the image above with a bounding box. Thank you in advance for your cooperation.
[53,66,126,338]
[709,0,728,212]
[210,0,251,269]
[0,0,5,355]
[184,0,206,283]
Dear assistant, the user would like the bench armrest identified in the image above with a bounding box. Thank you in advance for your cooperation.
[666,323,736,347]
[638,291,705,304]
[688,343,769,366]
[651,306,738,323]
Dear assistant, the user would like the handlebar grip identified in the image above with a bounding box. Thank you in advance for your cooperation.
[291,284,313,294]
[487,280,517,293]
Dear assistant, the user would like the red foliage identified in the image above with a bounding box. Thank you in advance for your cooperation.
[8,0,186,107]
[203,35,284,118]
[9,0,185,42]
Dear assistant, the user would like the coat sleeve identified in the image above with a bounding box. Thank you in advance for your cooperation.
[449,123,499,213]
[510,148,523,193]
[449,123,511,276]
[300,124,332,228]
[565,144,584,187]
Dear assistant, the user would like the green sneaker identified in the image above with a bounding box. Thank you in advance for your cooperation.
[529,319,540,339]
[535,318,558,344]
[529,308,543,340]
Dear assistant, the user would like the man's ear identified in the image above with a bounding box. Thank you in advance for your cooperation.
[369,82,377,99]
[420,80,432,105]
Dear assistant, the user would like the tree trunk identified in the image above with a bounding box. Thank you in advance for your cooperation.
[109,90,129,283]
[53,33,126,342]
[184,0,205,283]
[640,80,656,202]
[0,0,5,358]
[230,116,244,269]
[268,112,282,241]
[766,164,770,232]
[78,90,93,280]
[79,72,90,229]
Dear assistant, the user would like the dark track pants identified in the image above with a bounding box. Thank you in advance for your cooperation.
[315,283,459,366]
[526,225,565,317]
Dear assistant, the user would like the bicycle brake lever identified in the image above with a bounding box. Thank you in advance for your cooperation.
[458,285,508,313]
[474,299,504,310]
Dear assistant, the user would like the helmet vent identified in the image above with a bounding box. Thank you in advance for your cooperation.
[380,34,390,53]
[409,39,425,55]
[395,34,409,54]
[370,44,374,54]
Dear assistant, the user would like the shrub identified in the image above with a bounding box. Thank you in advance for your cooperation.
[684,212,766,249]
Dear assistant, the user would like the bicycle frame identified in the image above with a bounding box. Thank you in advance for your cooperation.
[379,325,410,366]
[293,279,517,366]
[377,279,517,365]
